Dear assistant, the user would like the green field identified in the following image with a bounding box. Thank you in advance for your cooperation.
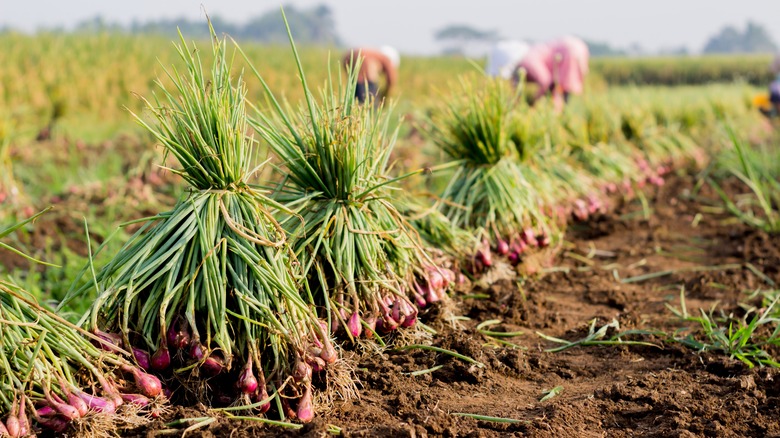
[0,33,771,141]
[0,32,770,321]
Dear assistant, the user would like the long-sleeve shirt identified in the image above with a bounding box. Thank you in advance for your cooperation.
[549,36,589,94]
[516,36,589,95]
[517,43,554,91]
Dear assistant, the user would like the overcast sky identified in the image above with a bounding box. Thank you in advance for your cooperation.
[3,1,780,54]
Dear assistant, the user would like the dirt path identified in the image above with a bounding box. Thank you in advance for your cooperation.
[125,174,780,437]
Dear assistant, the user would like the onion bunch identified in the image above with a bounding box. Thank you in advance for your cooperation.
[424,80,705,275]
[620,104,705,172]
[59,30,325,421]
[245,32,451,342]
[0,282,160,436]
[425,79,558,272]
[567,97,705,210]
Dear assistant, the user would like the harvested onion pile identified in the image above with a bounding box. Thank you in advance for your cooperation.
[0,281,161,436]
[425,79,560,272]
[60,30,326,421]
[245,36,456,343]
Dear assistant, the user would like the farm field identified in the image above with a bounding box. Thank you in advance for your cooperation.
[1,32,780,438]
[148,174,778,437]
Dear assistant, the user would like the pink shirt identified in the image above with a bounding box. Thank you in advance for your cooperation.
[517,44,554,91]
[549,36,589,94]
[517,36,589,95]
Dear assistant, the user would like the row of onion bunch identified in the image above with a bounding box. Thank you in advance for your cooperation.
[424,78,720,272]
[243,23,458,345]
[59,30,329,422]
[540,90,707,202]
[0,217,161,436]
[424,79,564,272]
[0,284,164,436]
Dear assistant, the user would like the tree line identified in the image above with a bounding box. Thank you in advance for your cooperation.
[73,4,341,46]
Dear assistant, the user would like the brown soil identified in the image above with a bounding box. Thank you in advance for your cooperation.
[108,173,780,438]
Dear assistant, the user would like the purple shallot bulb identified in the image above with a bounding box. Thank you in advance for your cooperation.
[133,348,151,370]
[496,239,509,255]
[441,268,455,286]
[329,316,341,336]
[167,317,191,350]
[201,354,224,377]
[427,270,444,290]
[36,406,57,417]
[121,364,163,398]
[391,298,403,326]
[121,394,151,407]
[347,311,362,338]
[166,324,177,349]
[66,392,89,418]
[587,199,601,215]
[96,377,124,408]
[319,338,338,364]
[45,389,80,421]
[92,330,123,352]
[400,299,418,328]
[296,383,314,423]
[151,346,171,370]
[5,415,19,438]
[76,392,116,414]
[413,281,429,307]
[307,356,327,373]
[425,285,441,304]
[377,313,398,334]
[412,291,427,308]
[251,387,271,413]
[239,359,259,394]
[363,316,377,337]
[317,319,328,334]
[17,393,29,437]
[189,343,206,361]
[292,357,313,384]
[572,199,589,221]
[522,228,538,247]
[476,249,493,267]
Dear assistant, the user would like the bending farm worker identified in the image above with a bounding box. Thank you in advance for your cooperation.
[514,36,589,112]
[760,53,780,118]
[342,46,400,104]
[485,40,530,80]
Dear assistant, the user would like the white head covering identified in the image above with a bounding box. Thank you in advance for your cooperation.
[486,40,530,79]
[379,45,401,68]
